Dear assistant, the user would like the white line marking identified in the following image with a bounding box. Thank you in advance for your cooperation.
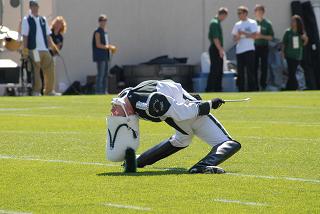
[103,203,151,211]
[0,130,83,135]
[214,199,268,207]
[238,135,320,142]
[225,119,320,126]
[0,107,60,111]
[2,155,319,184]
[0,155,118,167]
[160,168,320,184]
[0,210,32,214]
[226,173,320,184]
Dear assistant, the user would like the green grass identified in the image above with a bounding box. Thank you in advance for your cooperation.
[0,92,320,213]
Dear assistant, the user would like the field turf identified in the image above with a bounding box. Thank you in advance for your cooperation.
[0,92,319,213]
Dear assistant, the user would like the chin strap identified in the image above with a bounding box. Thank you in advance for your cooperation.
[137,139,187,168]
[189,141,241,173]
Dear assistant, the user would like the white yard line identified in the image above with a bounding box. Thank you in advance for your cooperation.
[0,210,32,214]
[1,154,319,184]
[161,168,320,184]
[241,105,319,110]
[213,199,268,207]
[238,135,320,142]
[0,155,118,167]
[0,107,60,111]
[226,173,320,184]
[0,130,84,135]
[224,119,320,126]
[102,203,151,211]
[0,113,102,119]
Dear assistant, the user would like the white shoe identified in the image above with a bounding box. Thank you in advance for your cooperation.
[32,92,42,96]
[47,91,62,96]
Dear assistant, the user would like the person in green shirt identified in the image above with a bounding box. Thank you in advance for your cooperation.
[282,15,308,90]
[207,7,228,92]
[254,5,274,90]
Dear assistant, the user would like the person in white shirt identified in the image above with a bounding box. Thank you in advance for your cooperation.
[108,80,242,174]
[232,6,259,92]
[21,0,58,96]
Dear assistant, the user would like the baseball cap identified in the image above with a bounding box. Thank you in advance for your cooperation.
[29,0,39,7]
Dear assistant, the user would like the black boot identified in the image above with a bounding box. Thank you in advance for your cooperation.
[189,141,241,174]
[124,148,137,173]
[137,139,187,168]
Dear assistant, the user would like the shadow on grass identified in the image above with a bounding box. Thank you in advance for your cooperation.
[97,167,189,177]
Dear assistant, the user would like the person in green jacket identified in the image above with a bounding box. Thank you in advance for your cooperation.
[282,15,308,90]
[207,7,228,92]
[254,5,274,90]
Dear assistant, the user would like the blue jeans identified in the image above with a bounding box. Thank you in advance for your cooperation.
[96,60,109,94]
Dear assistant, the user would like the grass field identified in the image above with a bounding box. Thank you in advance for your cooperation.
[0,92,320,214]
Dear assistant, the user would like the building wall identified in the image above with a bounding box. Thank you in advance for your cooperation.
[55,0,294,89]
[2,0,294,91]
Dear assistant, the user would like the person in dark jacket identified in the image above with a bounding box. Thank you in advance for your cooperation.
[92,14,117,94]
[21,0,58,96]
[282,15,308,90]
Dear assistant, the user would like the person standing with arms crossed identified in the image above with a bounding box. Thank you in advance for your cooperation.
[206,8,228,92]
[92,14,117,94]
[232,6,259,92]
[282,15,308,90]
[254,5,274,91]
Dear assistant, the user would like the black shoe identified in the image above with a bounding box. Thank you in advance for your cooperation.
[189,166,226,174]
[123,148,137,173]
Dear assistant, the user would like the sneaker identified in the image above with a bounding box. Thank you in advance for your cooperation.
[189,166,225,174]
[32,92,42,96]
[47,91,62,96]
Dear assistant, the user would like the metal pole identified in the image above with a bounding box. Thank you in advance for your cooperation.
[20,0,24,20]
[0,0,3,26]
[202,0,206,52]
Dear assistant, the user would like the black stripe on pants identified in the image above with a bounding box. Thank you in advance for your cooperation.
[236,50,258,92]
[207,114,232,140]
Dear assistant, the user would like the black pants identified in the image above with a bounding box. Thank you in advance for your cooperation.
[237,50,257,92]
[207,44,223,92]
[286,58,300,90]
[255,45,269,90]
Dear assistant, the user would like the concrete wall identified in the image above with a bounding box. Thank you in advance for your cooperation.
[2,0,294,91]
[55,0,293,90]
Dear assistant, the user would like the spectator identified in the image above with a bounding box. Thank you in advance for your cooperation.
[232,6,259,92]
[38,16,67,95]
[254,5,274,90]
[92,14,117,94]
[21,0,58,96]
[50,16,67,53]
[282,15,308,90]
[206,7,228,92]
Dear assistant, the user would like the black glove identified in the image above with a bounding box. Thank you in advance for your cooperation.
[211,98,225,109]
